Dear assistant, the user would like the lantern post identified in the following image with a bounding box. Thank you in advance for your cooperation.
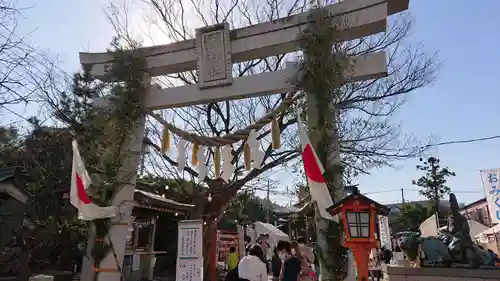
[327,186,390,281]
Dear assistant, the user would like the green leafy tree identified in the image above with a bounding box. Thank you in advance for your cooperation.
[0,124,87,279]
[219,191,274,230]
[0,121,79,222]
[413,157,456,222]
[392,203,431,233]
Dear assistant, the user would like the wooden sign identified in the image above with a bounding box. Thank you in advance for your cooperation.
[196,23,232,89]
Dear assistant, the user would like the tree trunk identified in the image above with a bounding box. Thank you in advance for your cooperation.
[194,180,235,281]
[313,205,334,281]
[203,219,217,281]
[307,91,347,281]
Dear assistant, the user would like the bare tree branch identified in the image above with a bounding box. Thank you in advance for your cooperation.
[0,1,58,119]
[98,0,440,203]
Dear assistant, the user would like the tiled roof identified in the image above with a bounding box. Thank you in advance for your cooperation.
[0,167,15,183]
[0,167,30,202]
[134,189,195,209]
[459,197,487,211]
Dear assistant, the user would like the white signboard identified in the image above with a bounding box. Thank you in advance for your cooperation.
[480,169,500,224]
[177,220,204,259]
[176,258,203,281]
[377,215,392,251]
[176,220,204,281]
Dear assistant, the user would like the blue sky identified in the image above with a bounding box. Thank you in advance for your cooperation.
[357,0,500,206]
[13,0,500,206]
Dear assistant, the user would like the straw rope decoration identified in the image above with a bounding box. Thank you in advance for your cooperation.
[148,93,300,182]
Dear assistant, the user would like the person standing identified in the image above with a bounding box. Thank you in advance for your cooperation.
[271,247,282,281]
[227,246,239,271]
[380,246,393,264]
[297,237,314,267]
[290,242,313,281]
[239,244,268,281]
[277,241,302,281]
[245,235,252,254]
[258,234,271,272]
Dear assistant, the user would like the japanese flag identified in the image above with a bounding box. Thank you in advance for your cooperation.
[297,108,337,221]
[70,140,117,220]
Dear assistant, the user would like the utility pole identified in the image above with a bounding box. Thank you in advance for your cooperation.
[400,188,405,204]
[434,185,440,229]
[266,179,270,224]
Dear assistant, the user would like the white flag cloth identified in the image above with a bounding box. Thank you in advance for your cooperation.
[70,140,117,220]
[297,108,336,221]
[480,169,500,224]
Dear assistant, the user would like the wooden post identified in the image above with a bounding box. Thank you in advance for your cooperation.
[147,216,158,280]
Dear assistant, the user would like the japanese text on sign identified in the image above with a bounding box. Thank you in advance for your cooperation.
[377,215,392,251]
[202,31,225,81]
[176,259,202,281]
[480,169,500,224]
[195,23,232,89]
[177,220,203,259]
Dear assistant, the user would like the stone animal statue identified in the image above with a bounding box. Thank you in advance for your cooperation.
[439,193,498,268]
[398,231,497,268]
[397,193,499,269]
[398,232,452,267]
[473,244,496,266]
[444,193,476,262]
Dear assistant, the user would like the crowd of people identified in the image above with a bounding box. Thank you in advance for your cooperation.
[225,235,316,281]
[224,232,500,281]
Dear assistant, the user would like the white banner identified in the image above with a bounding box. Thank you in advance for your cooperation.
[480,169,500,224]
[176,220,204,281]
[377,215,392,251]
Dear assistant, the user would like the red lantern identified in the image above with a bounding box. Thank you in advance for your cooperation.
[327,187,389,281]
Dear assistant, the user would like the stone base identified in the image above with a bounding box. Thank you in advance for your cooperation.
[384,265,500,281]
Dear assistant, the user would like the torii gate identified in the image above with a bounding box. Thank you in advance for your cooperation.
[78,0,408,280]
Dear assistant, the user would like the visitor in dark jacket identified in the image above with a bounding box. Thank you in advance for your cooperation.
[379,246,393,264]
[271,247,282,281]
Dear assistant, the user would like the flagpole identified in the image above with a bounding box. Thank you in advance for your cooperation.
[479,171,492,229]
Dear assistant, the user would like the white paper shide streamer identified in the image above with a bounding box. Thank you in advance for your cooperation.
[196,146,208,181]
[246,130,264,169]
[172,128,266,182]
[221,145,235,182]
[177,138,187,173]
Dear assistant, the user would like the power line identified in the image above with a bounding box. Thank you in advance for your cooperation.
[363,188,403,195]
[422,135,500,149]
[365,188,482,195]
